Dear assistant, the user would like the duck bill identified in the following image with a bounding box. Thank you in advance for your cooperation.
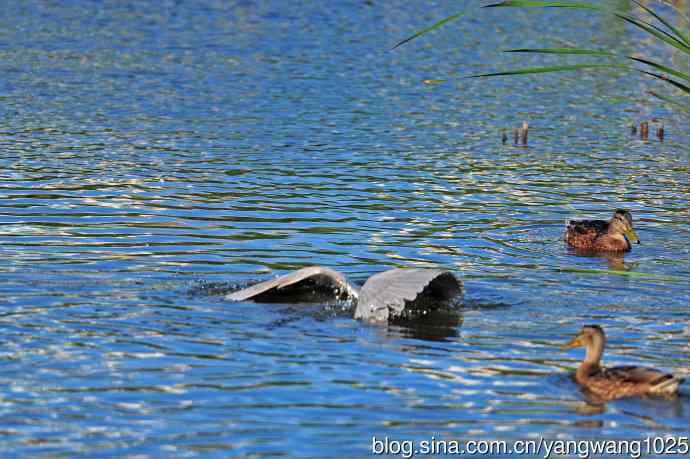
[625,228,640,244]
[561,336,583,350]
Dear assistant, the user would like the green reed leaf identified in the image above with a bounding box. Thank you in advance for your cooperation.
[629,56,690,84]
[639,70,690,94]
[505,47,615,56]
[615,13,690,54]
[631,0,689,46]
[391,12,466,50]
[484,1,600,9]
[486,1,690,53]
[648,90,690,112]
[471,63,628,78]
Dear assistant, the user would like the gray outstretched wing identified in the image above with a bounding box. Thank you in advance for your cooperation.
[225,266,358,302]
[354,268,462,322]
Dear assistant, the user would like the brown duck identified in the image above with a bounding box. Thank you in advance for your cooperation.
[564,209,640,252]
[563,325,684,400]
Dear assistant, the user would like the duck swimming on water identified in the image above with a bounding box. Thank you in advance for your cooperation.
[565,209,640,252]
[226,266,463,323]
[563,325,684,400]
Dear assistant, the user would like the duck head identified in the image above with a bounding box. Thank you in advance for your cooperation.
[609,209,640,244]
[562,324,606,365]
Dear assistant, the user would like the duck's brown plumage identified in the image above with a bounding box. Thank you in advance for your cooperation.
[563,325,683,400]
[564,209,639,252]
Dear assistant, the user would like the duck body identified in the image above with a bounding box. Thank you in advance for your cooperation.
[564,209,640,252]
[564,325,683,400]
[565,219,630,252]
[575,362,681,400]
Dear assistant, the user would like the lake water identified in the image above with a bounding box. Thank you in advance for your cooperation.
[1,0,689,457]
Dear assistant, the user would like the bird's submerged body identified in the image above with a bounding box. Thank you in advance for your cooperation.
[564,209,639,252]
[564,325,683,400]
[225,266,463,323]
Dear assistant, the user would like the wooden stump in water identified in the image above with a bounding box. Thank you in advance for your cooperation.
[521,121,528,146]
[640,121,649,140]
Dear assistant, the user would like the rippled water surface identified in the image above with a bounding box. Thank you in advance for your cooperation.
[1,0,689,457]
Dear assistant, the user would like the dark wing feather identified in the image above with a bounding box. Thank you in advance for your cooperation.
[354,269,462,322]
[569,219,609,235]
[565,219,610,248]
[225,266,357,302]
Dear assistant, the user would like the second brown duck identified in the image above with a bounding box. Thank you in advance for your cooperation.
[565,209,640,252]
[563,325,683,400]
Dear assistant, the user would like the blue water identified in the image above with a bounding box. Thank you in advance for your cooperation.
[1,0,689,457]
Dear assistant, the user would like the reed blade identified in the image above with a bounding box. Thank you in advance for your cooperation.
[487,1,690,53]
[484,1,600,9]
[648,90,690,112]
[631,0,690,46]
[505,47,615,56]
[628,56,690,84]
[615,13,690,54]
[471,63,628,78]
[391,12,466,50]
[639,70,690,94]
